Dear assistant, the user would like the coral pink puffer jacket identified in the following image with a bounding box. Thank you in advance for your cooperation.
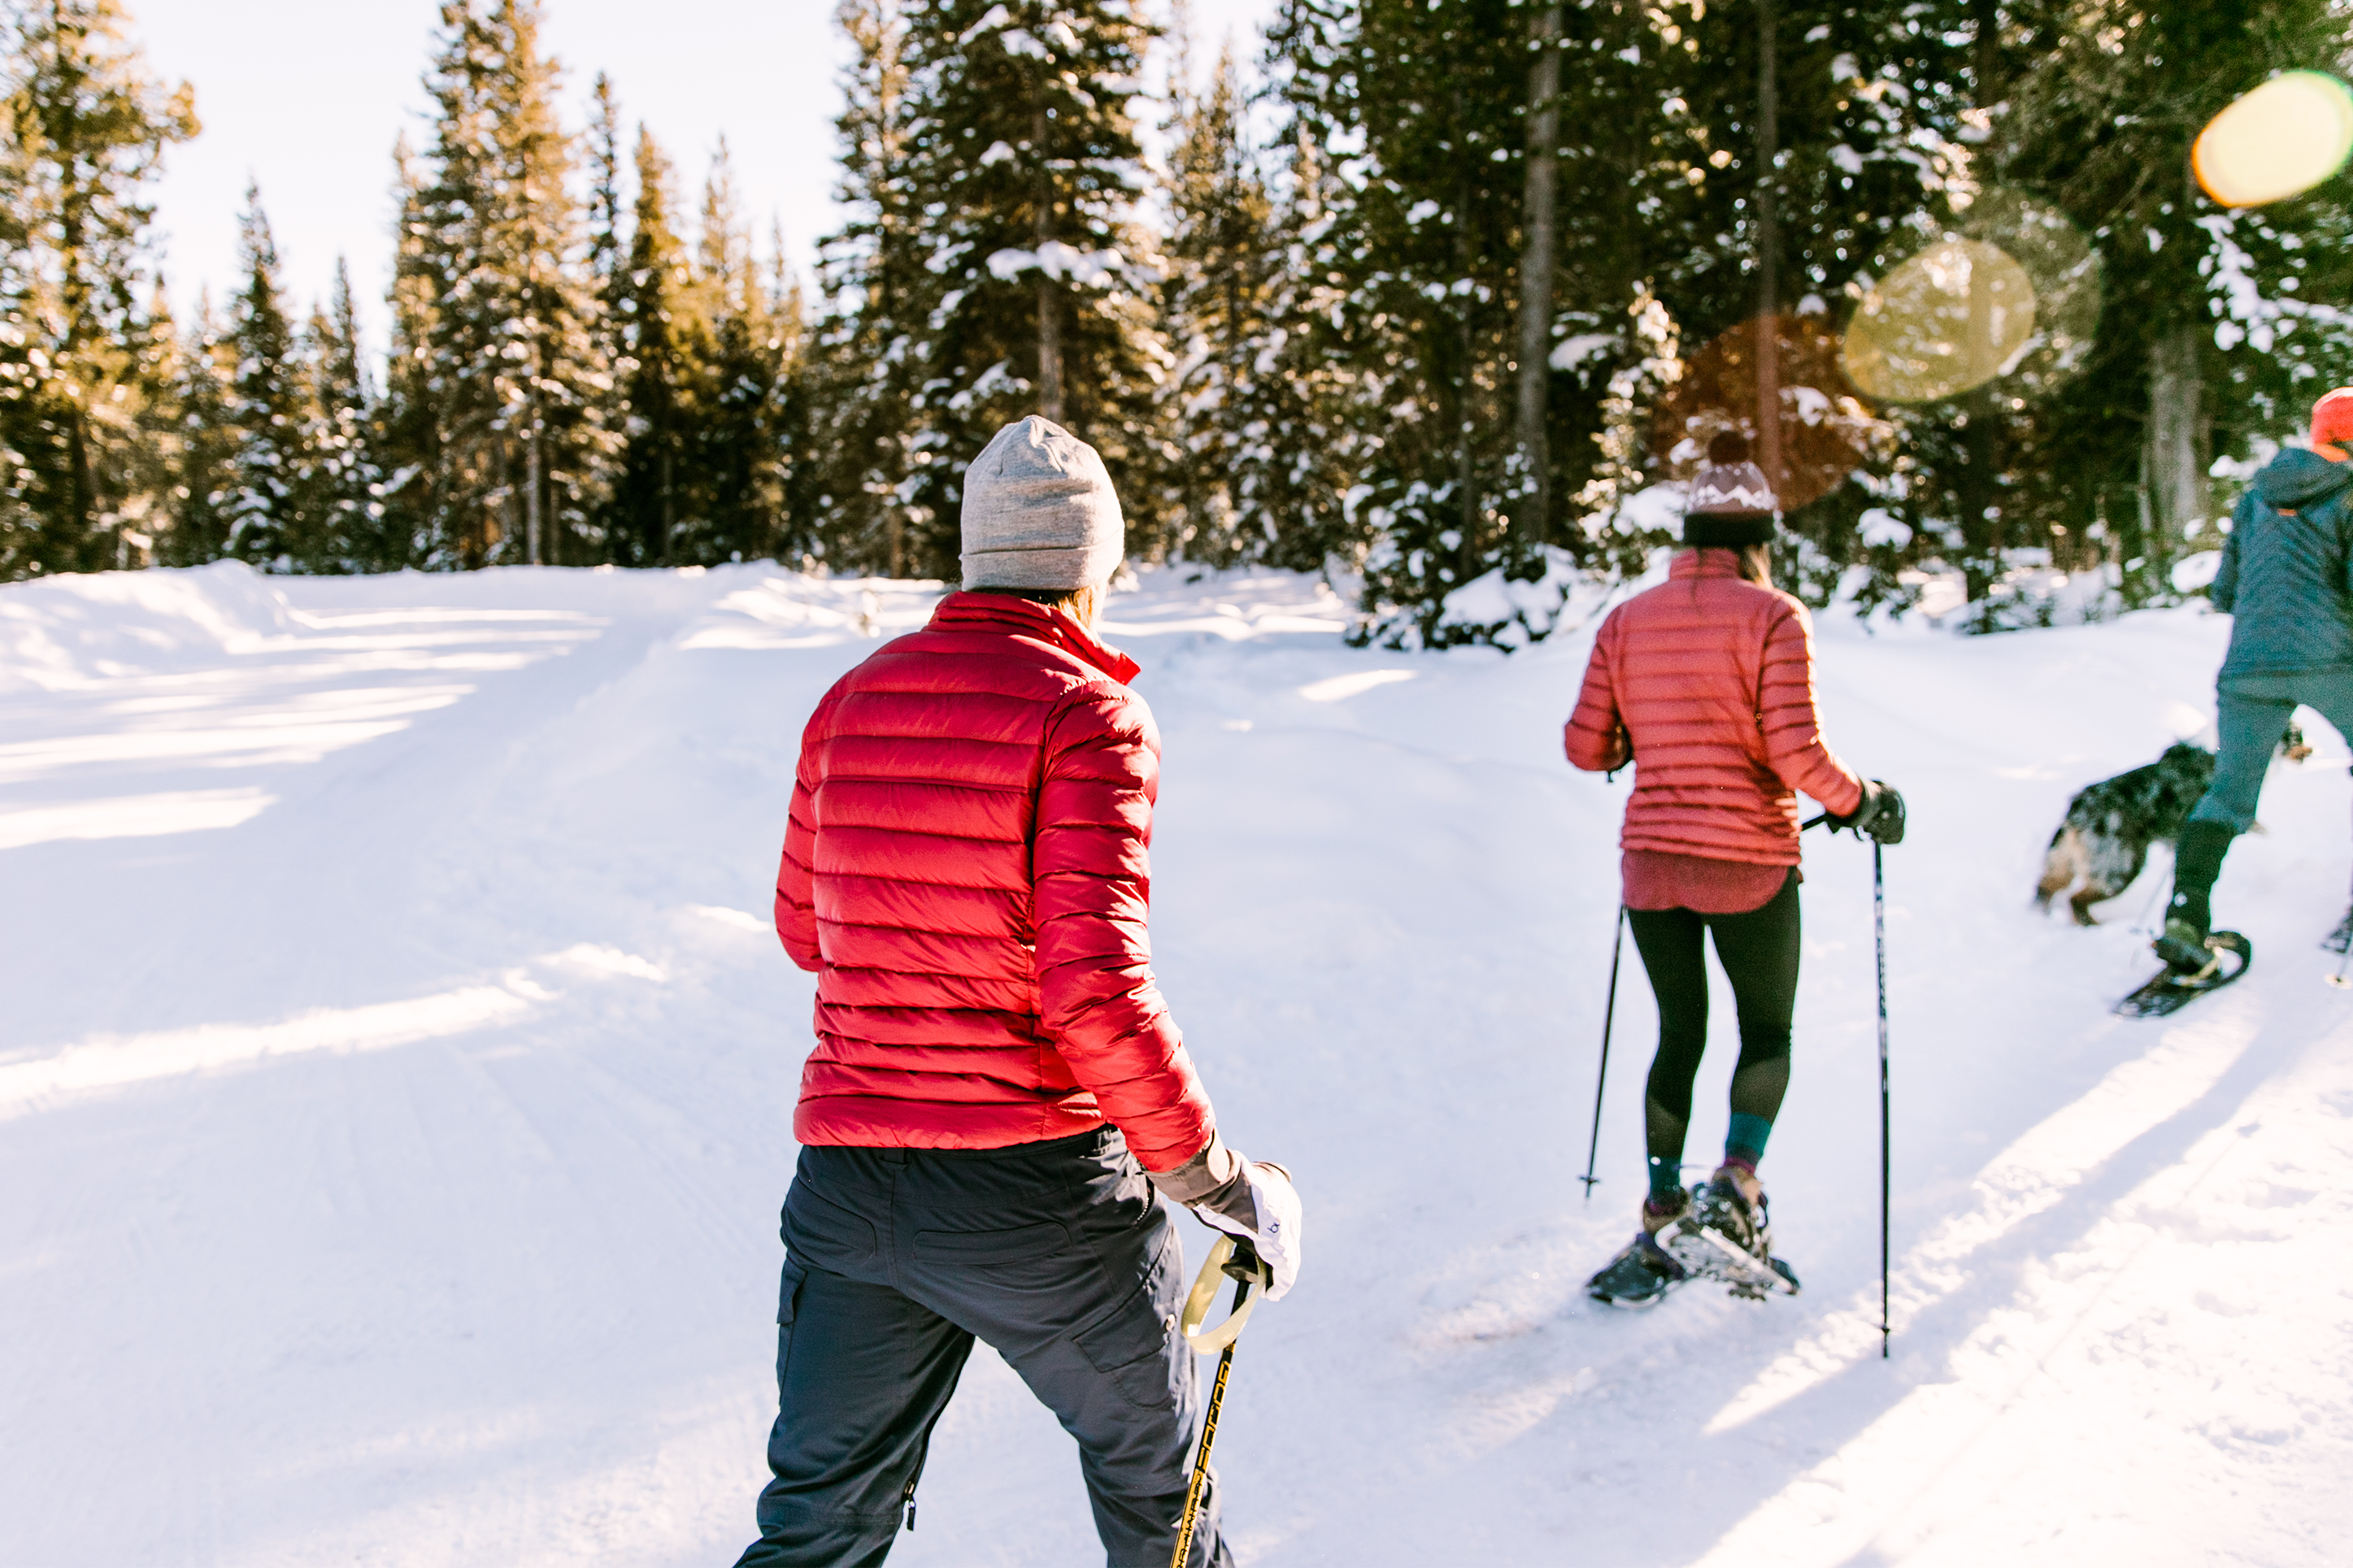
[1564,550,1864,863]
[774,593,1214,1172]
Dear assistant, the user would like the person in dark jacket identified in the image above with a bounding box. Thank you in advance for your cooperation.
[2157,389,2353,975]
[733,416,1302,1568]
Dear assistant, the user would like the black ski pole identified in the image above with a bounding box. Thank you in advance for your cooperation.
[1578,905,1627,1201]
[1875,840,1891,1358]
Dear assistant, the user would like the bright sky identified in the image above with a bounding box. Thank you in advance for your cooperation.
[134,0,1277,352]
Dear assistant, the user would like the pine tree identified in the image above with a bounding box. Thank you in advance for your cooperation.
[1306,0,1533,641]
[2000,0,2353,606]
[1155,33,1280,567]
[681,144,791,565]
[378,132,443,568]
[157,291,234,567]
[222,185,310,568]
[885,0,1170,578]
[810,0,925,576]
[0,0,196,580]
[297,259,384,572]
[604,124,709,565]
[399,0,602,568]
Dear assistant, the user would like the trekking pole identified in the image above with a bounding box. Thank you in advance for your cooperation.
[1170,1236,1270,1568]
[1578,906,1628,1202]
[1874,841,1891,1359]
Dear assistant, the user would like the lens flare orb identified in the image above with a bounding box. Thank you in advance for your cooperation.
[1654,315,1886,515]
[1840,239,2038,404]
[2194,71,2353,209]
[1962,190,2101,395]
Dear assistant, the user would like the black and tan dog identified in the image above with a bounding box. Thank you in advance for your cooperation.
[2036,742,2218,925]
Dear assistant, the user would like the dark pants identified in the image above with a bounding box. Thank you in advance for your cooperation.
[2191,669,2353,833]
[733,1129,1230,1568]
[1627,869,1802,1166]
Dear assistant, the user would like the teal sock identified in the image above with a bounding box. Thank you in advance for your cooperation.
[1725,1114,1773,1168]
[1647,1154,1683,1203]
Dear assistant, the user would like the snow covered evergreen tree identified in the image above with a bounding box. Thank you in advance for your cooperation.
[603,125,710,567]
[679,150,804,566]
[0,0,195,580]
[221,186,310,569]
[394,0,604,569]
[1155,35,1280,566]
[297,260,385,572]
[377,134,442,568]
[809,0,927,576]
[155,292,234,567]
[882,0,1169,578]
[1999,0,2353,607]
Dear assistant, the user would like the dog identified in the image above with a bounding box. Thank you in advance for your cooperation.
[2036,742,2217,925]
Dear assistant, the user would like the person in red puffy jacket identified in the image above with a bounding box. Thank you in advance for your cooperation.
[733,416,1300,1568]
[1566,433,1903,1306]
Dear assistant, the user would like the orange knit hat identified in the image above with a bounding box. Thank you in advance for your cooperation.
[2312,388,2353,459]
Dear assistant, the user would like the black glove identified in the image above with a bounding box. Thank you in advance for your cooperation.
[1832,780,1906,845]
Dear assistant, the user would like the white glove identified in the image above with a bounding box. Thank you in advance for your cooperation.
[1194,1160,1302,1301]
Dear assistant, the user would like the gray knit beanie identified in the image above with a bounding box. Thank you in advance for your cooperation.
[959,416,1126,589]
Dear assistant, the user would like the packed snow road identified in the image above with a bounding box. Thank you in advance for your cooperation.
[3,561,2348,1566]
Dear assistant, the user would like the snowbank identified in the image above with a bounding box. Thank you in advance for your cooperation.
[0,559,296,692]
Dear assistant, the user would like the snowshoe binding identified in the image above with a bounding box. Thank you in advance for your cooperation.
[2118,929,2252,1019]
[1654,1166,1799,1300]
[1585,1231,1688,1308]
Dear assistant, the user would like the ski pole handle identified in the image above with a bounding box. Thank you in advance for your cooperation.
[1179,1235,1269,1356]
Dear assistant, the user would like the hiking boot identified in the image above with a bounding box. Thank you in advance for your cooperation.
[2154,914,2220,979]
[1585,1230,1687,1307]
[1690,1163,1771,1260]
[1640,1187,1690,1236]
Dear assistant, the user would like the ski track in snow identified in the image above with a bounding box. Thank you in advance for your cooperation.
[3,560,2350,1566]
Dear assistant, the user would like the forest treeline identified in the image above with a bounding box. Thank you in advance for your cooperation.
[3,0,2351,644]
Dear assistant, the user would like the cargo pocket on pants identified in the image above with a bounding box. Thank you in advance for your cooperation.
[1072,1240,1183,1412]
[775,1259,807,1386]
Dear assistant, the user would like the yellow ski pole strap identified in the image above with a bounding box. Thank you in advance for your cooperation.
[1180,1235,1270,1357]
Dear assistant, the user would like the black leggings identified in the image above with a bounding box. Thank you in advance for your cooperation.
[1626,869,1801,1168]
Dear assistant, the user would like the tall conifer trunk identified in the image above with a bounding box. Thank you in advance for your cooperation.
[524,402,543,566]
[1033,102,1063,423]
[1754,0,1781,497]
[1956,0,2004,602]
[2144,325,2208,567]
[1515,3,1561,549]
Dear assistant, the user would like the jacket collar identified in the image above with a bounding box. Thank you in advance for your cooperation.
[1668,547,1748,581]
[929,591,1142,684]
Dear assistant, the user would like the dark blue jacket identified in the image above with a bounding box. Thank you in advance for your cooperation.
[2212,448,2353,676]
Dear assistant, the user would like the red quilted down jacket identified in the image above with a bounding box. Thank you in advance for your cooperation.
[1564,549,1864,863]
[773,593,1215,1172]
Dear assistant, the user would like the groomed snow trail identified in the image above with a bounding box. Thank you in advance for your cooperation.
[3,561,2348,1567]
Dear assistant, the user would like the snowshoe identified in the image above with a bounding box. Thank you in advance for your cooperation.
[1585,1231,1688,1309]
[1654,1168,1799,1299]
[2116,930,2252,1019]
[2325,906,2353,956]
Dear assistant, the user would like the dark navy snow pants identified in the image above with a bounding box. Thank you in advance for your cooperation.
[732,1128,1231,1568]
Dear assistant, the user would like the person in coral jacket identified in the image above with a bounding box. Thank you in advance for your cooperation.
[733,416,1300,1568]
[1565,433,1903,1307]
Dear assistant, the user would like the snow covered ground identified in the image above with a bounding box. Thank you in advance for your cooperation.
[4,558,2350,1567]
